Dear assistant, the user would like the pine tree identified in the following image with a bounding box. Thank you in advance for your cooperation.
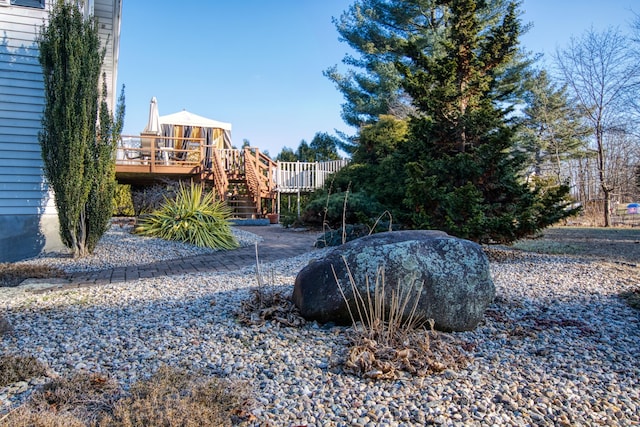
[308,133,341,161]
[519,70,589,183]
[38,1,125,257]
[325,0,522,126]
[396,0,577,243]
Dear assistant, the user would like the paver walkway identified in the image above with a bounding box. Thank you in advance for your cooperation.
[65,226,322,287]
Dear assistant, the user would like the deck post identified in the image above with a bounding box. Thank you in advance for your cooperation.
[200,143,204,173]
[150,137,156,173]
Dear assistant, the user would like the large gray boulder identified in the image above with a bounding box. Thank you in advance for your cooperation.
[292,230,494,331]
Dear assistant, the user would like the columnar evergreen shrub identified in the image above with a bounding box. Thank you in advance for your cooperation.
[38,1,124,256]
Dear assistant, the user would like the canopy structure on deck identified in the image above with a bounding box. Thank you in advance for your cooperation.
[159,110,232,148]
[157,109,233,169]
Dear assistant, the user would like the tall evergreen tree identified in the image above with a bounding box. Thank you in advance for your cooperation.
[275,147,298,162]
[518,70,590,183]
[309,132,341,161]
[325,0,524,133]
[277,133,342,162]
[38,1,125,257]
[295,140,314,162]
[394,0,576,242]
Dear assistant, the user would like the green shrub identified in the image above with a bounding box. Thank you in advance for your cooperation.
[314,222,396,248]
[277,193,312,228]
[315,224,369,247]
[134,182,239,250]
[279,213,298,228]
[302,191,385,229]
[112,183,135,216]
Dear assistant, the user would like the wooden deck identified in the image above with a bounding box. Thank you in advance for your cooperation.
[115,135,348,218]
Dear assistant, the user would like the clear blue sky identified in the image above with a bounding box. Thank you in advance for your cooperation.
[117,1,636,157]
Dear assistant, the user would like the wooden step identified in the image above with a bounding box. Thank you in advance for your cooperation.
[226,194,259,219]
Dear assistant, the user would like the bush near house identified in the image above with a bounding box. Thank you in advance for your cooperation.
[302,191,385,229]
[112,184,134,217]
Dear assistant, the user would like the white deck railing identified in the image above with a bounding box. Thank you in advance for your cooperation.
[276,159,349,193]
[116,135,349,194]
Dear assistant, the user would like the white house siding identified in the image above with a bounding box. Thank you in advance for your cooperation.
[95,0,122,110]
[0,1,121,262]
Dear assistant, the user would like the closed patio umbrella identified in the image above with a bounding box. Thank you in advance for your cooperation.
[143,96,160,135]
[140,97,161,159]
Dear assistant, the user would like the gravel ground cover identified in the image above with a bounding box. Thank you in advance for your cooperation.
[10,223,263,273]
[1,226,639,426]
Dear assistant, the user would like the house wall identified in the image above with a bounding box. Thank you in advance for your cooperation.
[95,0,122,110]
[0,0,121,262]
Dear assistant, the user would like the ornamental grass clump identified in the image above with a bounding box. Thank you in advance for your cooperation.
[333,260,470,380]
[134,182,239,250]
[237,244,306,327]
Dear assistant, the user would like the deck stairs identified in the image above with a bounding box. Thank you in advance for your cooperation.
[225,179,261,219]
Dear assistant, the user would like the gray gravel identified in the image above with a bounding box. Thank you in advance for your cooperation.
[13,223,262,273]
[1,231,639,426]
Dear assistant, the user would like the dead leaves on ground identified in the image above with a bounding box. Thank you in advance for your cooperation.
[343,325,471,380]
[236,287,471,381]
[237,286,306,327]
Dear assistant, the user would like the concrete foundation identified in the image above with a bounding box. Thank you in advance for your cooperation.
[0,213,64,262]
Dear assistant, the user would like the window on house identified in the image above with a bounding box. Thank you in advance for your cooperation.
[10,0,45,8]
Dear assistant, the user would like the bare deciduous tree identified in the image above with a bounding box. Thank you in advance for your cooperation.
[555,27,640,226]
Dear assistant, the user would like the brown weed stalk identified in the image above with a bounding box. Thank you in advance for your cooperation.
[332,258,470,379]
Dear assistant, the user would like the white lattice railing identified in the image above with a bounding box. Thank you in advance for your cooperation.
[276,159,349,193]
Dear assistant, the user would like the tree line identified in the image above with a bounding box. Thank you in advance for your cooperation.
[291,0,639,237]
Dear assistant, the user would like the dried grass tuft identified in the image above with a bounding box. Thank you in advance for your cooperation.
[238,287,306,327]
[237,243,306,327]
[1,366,253,427]
[334,259,471,380]
[103,366,253,427]
[0,263,66,288]
[27,372,120,425]
[0,354,49,388]
[344,324,470,379]
[1,408,86,427]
